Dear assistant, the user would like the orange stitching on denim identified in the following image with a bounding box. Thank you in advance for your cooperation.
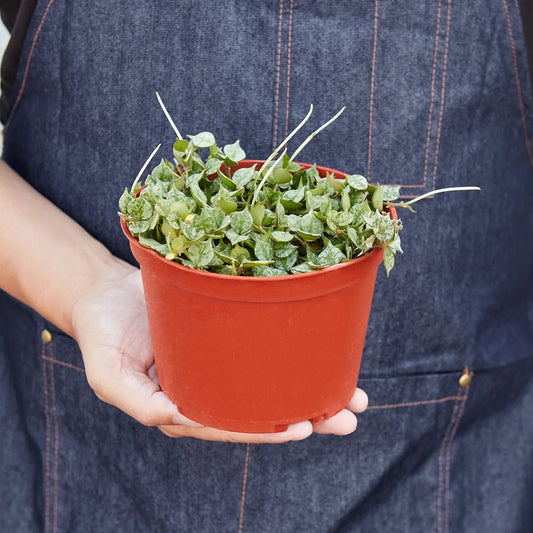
[444,386,469,533]
[502,0,533,166]
[431,0,452,190]
[367,0,379,180]
[423,0,443,188]
[42,355,85,373]
[238,443,251,533]
[42,348,51,533]
[284,0,294,138]
[437,386,461,533]
[273,0,285,148]
[366,395,462,410]
[4,0,57,133]
[49,345,60,533]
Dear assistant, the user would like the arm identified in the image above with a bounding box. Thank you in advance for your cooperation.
[0,160,367,441]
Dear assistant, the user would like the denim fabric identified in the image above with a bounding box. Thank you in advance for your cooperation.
[1,0,532,531]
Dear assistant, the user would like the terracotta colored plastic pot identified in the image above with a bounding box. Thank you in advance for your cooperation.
[121,161,390,433]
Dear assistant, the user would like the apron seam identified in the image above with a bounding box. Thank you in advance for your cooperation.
[283,0,294,139]
[367,0,379,181]
[42,343,51,533]
[443,386,469,533]
[272,0,285,149]
[422,0,444,190]
[238,443,251,533]
[431,0,453,193]
[502,0,533,166]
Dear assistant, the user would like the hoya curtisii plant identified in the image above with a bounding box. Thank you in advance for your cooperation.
[119,101,479,277]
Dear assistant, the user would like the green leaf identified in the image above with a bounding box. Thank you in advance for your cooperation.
[254,238,274,261]
[119,188,133,213]
[138,236,169,255]
[291,263,314,274]
[149,159,176,182]
[249,203,265,226]
[326,210,353,231]
[282,184,305,204]
[205,158,223,175]
[173,139,189,153]
[190,181,207,207]
[127,197,153,220]
[299,210,323,236]
[223,140,246,163]
[274,242,298,259]
[232,166,257,188]
[225,229,249,246]
[230,208,254,235]
[341,190,351,212]
[383,247,395,276]
[275,201,287,228]
[346,174,368,191]
[350,201,372,225]
[251,265,287,277]
[365,210,395,242]
[271,231,294,243]
[189,131,216,148]
[382,185,401,201]
[274,248,298,271]
[197,206,226,234]
[179,219,205,241]
[317,242,346,266]
[188,240,215,268]
[272,167,292,184]
[389,234,403,254]
[372,184,384,211]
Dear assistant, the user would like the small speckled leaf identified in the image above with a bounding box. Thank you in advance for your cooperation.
[255,238,274,261]
[189,131,216,148]
[383,247,395,276]
[138,236,169,255]
[346,174,368,191]
[223,140,246,163]
[127,197,153,220]
[271,231,294,243]
[382,185,401,201]
[230,209,254,235]
[317,243,346,266]
[225,229,249,246]
[205,158,223,175]
[190,181,207,207]
[188,240,215,267]
[119,188,132,213]
[232,166,256,188]
[299,211,323,236]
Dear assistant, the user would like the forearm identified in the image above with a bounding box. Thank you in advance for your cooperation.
[0,159,132,337]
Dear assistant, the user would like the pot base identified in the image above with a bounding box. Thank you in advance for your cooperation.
[172,391,353,433]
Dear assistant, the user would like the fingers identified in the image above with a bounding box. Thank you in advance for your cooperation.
[346,387,369,413]
[88,367,201,428]
[312,387,367,435]
[312,409,358,435]
[157,420,313,443]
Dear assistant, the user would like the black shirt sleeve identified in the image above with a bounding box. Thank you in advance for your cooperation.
[0,0,37,124]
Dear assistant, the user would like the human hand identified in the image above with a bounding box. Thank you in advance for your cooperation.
[72,266,368,443]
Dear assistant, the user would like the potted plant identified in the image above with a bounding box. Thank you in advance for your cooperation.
[119,102,478,433]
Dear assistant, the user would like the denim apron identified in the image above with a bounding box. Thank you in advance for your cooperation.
[1,1,532,532]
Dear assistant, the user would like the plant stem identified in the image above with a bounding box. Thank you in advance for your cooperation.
[289,107,345,163]
[251,148,287,206]
[156,92,183,140]
[390,186,481,208]
[131,144,161,191]
[247,105,315,205]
